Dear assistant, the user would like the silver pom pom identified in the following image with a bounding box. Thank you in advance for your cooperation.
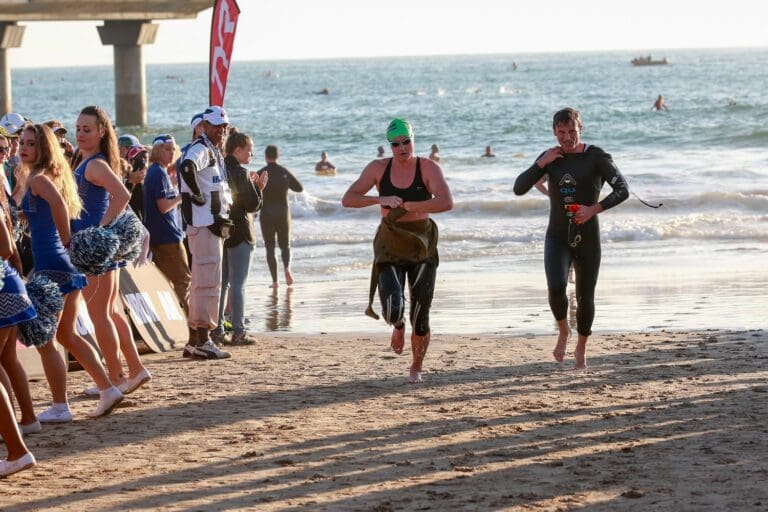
[108,209,143,262]
[18,274,64,348]
[69,226,120,276]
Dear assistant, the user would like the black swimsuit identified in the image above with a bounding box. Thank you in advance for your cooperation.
[379,158,432,202]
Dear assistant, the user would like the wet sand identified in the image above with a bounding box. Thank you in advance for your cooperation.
[4,329,767,511]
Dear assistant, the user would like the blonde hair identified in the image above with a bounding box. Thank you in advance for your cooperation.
[22,124,83,219]
[149,142,181,166]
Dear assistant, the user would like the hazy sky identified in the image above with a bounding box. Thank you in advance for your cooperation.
[7,0,768,68]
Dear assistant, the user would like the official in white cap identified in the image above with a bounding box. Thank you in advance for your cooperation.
[177,106,233,360]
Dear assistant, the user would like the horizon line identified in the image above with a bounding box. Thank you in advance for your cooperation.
[10,45,767,71]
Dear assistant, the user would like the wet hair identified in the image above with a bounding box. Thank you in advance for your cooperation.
[224,127,252,156]
[265,144,279,160]
[552,108,583,129]
[22,124,83,219]
[73,106,121,176]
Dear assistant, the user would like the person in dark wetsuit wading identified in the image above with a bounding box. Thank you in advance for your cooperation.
[256,145,303,288]
[342,118,453,384]
[514,108,628,369]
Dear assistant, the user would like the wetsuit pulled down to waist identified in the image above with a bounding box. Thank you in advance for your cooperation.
[365,208,439,335]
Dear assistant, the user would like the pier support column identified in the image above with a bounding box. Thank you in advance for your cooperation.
[0,22,25,115]
[97,20,158,127]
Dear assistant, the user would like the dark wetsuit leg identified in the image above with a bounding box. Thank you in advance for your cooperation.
[545,227,601,337]
[378,262,437,336]
[544,236,572,322]
[378,264,407,326]
[259,214,279,282]
[275,215,291,270]
[573,228,600,336]
[406,262,436,336]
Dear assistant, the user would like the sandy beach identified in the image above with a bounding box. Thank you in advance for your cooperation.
[3,329,767,511]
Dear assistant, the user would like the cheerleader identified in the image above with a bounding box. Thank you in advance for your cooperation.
[0,182,36,477]
[71,106,151,395]
[19,124,123,420]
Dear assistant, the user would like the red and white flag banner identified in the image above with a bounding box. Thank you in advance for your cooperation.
[209,0,241,107]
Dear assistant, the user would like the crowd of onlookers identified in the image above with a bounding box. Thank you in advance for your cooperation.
[0,105,306,478]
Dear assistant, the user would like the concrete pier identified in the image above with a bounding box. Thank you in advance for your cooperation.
[98,20,158,126]
[0,22,25,115]
[0,0,211,125]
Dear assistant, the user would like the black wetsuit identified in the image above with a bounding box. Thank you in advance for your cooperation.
[256,162,303,283]
[376,158,437,336]
[514,145,628,336]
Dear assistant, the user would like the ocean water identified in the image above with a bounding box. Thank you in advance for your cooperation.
[11,48,768,335]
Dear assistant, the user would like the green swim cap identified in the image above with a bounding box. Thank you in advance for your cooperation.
[386,118,414,142]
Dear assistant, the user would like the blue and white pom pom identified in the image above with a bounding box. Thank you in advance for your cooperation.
[18,274,64,348]
[8,203,24,243]
[0,258,5,282]
[108,209,143,262]
[69,226,120,276]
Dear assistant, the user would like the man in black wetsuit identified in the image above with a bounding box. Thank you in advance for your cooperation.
[256,145,303,288]
[514,108,628,369]
[342,118,453,383]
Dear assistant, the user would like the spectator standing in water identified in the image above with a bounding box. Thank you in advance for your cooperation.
[256,145,303,288]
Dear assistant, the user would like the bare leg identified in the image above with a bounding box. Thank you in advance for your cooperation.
[553,318,571,363]
[56,291,114,392]
[390,323,405,354]
[36,341,68,404]
[0,329,36,426]
[573,334,588,370]
[0,380,32,464]
[109,276,148,379]
[407,332,431,384]
[83,272,125,385]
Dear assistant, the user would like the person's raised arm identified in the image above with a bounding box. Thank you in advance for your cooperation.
[84,159,131,226]
[31,174,72,246]
[402,160,453,213]
[573,150,629,225]
[514,150,552,195]
[342,160,400,209]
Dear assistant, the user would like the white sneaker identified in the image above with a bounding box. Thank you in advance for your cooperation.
[0,452,36,478]
[193,340,232,360]
[89,386,124,418]
[19,421,42,436]
[120,368,152,394]
[37,405,73,423]
[182,343,197,358]
[82,385,100,397]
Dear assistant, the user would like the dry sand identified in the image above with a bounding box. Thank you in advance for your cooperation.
[3,329,767,511]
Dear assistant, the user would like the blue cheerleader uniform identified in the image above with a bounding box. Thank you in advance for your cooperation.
[72,153,125,272]
[0,259,36,328]
[21,189,87,294]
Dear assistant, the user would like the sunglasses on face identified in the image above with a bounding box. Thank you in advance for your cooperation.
[390,138,412,148]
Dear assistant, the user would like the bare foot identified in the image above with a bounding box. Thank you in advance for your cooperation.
[553,329,571,362]
[284,270,294,286]
[270,281,279,289]
[406,368,424,384]
[390,326,405,354]
[573,345,587,370]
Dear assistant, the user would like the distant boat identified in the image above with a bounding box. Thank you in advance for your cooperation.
[631,56,669,66]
